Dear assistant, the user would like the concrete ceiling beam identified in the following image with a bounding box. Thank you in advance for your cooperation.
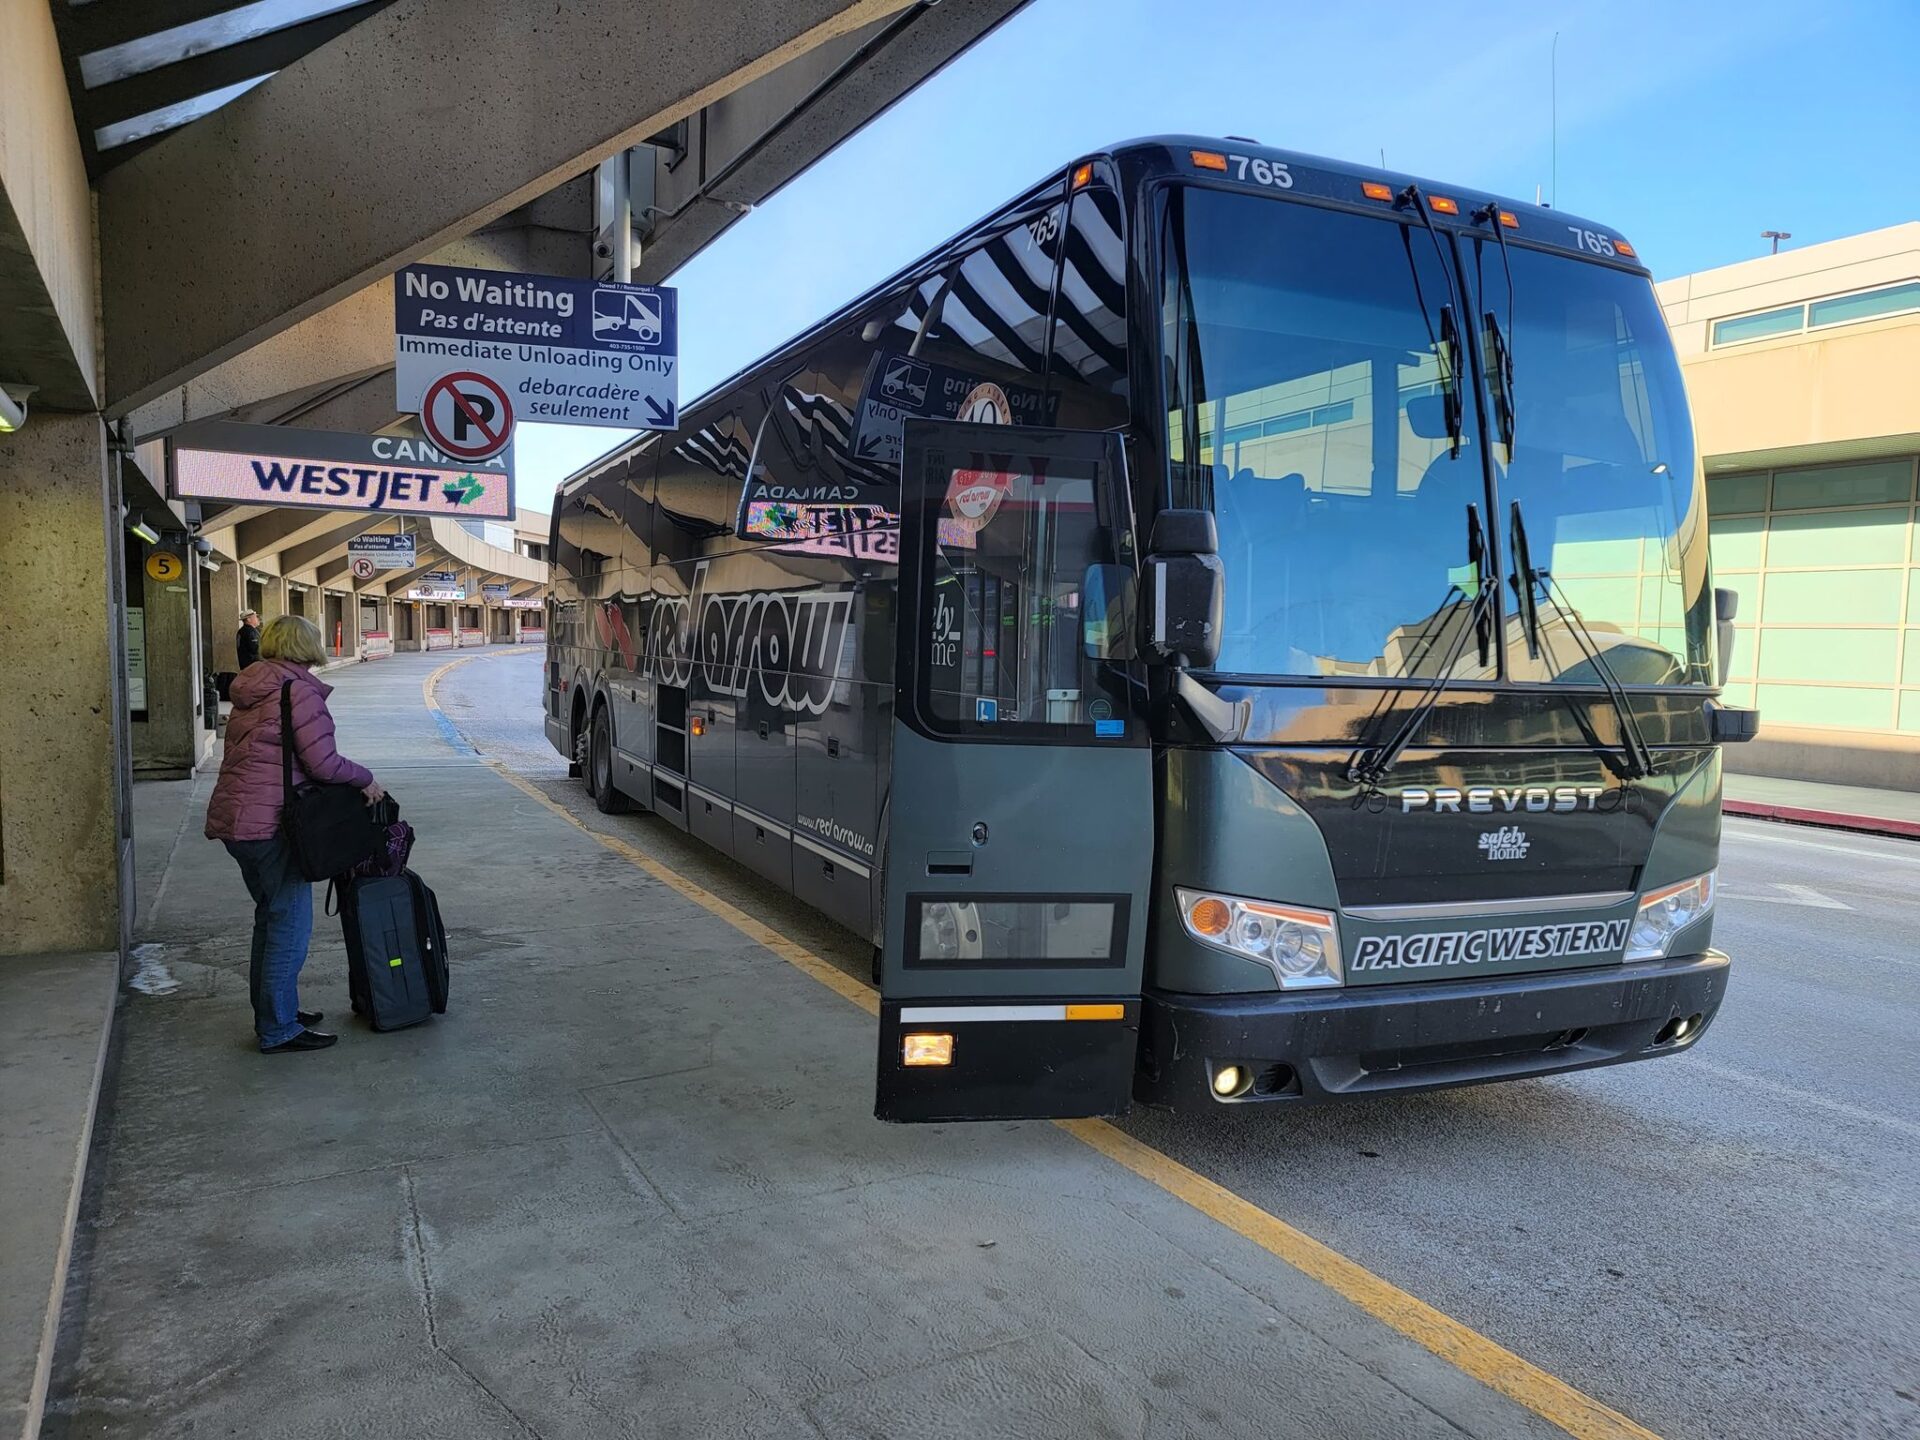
[100,0,914,415]
[633,0,1028,282]
[281,515,384,578]
[121,227,578,441]
[235,508,351,565]
[382,556,448,597]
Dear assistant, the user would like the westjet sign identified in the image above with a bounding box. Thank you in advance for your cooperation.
[170,420,515,521]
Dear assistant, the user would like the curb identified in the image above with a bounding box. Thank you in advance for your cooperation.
[1723,798,1920,841]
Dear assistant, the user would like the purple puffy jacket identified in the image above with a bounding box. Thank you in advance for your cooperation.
[205,660,373,842]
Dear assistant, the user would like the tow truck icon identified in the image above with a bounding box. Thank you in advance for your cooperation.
[591,288,662,345]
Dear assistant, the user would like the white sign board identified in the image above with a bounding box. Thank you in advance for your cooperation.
[172,421,512,519]
[347,534,417,571]
[395,263,679,430]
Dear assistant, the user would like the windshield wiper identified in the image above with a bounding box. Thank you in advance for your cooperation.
[1472,203,1519,455]
[1348,504,1490,794]
[1508,501,1655,778]
[1396,186,1463,458]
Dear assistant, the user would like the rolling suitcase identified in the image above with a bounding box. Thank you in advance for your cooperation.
[338,873,437,1031]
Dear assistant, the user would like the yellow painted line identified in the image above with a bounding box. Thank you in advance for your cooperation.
[422,648,519,715]
[486,762,879,1016]
[1057,1119,1660,1440]
[429,664,1659,1440]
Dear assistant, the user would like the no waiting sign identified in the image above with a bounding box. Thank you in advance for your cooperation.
[422,371,513,462]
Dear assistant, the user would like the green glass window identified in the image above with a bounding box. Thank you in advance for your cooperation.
[1755,683,1894,730]
[1708,515,1765,571]
[1765,507,1909,568]
[1900,691,1920,734]
[1711,306,1804,346]
[1707,473,1768,515]
[1757,629,1899,685]
[1761,569,1905,626]
[1808,281,1920,329]
[1723,626,1756,680]
[1771,459,1913,510]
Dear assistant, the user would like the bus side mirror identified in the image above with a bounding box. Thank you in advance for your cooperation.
[1146,509,1223,668]
[1714,586,1738,686]
[1082,564,1137,661]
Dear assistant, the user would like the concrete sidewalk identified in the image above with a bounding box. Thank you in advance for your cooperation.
[46,651,1578,1440]
[1724,772,1920,840]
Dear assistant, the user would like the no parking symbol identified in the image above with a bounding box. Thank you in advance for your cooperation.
[422,371,513,463]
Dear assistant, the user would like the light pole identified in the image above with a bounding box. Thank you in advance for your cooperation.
[1762,230,1792,255]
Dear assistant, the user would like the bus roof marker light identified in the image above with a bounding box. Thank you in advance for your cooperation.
[1498,211,1520,229]
[1071,162,1094,189]
[1615,239,1638,257]
[902,1033,953,1067]
[1428,195,1461,215]
[1361,182,1394,202]
[1189,150,1228,172]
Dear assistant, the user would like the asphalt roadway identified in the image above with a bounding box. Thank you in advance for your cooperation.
[440,650,1919,1440]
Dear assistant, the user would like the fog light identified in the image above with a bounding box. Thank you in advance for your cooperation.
[1212,1064,1250,1098]
[902,1032,953,1067]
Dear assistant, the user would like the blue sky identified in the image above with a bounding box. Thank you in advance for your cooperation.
[514,0,1920,512]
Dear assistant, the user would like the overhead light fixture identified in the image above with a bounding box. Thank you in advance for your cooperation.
[0,383,33,433]
[128,515,161,545]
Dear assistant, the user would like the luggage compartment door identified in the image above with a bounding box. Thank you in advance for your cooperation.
[877,421,1150,1122]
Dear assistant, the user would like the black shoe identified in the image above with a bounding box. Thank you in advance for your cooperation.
[262,1028,337,1053]
[297,1009,324,1026]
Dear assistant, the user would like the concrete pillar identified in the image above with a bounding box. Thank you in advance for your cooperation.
[207,559,245,672]
[258,574,287,624]
[130,528,206,779]
[0,416,128,956]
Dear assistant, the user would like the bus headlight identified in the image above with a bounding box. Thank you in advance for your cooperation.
[1625,872,1715,961]
[1175,889,1343,989]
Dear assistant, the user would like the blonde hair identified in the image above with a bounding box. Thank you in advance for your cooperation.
[258,615,327,667]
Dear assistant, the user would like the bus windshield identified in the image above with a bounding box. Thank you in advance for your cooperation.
[1159,183,1711,685]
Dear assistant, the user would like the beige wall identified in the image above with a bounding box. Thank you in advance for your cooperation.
[1659,223,1920,469]
[0,0,100,407]
[1660,225,1920,786]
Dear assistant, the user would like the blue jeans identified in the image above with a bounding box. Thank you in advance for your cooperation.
[224,836,314,1048]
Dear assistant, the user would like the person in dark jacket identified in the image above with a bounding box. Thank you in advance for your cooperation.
[235,610,262,669]
[206,615,382,1053]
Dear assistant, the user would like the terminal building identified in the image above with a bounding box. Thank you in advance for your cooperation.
[1658,223,1920,787]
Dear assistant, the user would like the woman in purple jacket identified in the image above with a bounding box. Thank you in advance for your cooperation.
[206,615,383,1053]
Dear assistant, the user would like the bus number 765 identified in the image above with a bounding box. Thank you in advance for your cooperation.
[1567,226,1617,257]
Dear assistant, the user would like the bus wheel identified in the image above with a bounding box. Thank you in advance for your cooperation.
[591,706,633,815]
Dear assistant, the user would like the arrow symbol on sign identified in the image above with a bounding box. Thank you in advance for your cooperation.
[442,473,487,506]
[857,432,889,459]
[644,396,676,428]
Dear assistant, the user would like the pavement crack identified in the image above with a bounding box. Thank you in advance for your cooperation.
[577,1084,688,1221]
[400,1166,549,1439]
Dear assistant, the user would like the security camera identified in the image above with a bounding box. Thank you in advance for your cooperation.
[192,536,213,555]
[0,383,32,434]
[592,239,614,259]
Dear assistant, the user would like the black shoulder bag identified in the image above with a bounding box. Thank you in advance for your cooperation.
[280,680,379,880]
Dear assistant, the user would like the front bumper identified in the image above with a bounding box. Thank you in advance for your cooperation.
[1135,950,1730,1108]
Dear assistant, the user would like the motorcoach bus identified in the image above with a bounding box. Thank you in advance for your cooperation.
[546,135,1755,1122]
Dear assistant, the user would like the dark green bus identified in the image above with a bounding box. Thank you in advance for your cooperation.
[546,136,1754,1122]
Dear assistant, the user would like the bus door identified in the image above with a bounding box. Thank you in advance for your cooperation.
[878,421,1151,1122]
